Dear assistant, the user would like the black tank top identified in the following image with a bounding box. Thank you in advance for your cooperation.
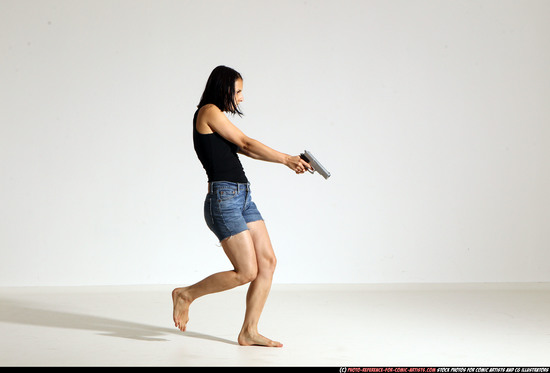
[193,109,248,183]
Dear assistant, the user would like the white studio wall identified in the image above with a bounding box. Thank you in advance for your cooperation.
[1,0,549,286]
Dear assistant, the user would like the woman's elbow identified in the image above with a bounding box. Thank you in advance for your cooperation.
[239,137,255,152]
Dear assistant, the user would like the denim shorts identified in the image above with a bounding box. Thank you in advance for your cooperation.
[204,181,264,242]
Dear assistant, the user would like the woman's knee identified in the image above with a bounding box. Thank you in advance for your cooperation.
[236,263,258,285]
[259,254,277,276]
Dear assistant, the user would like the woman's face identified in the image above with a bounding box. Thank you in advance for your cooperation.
[234,78,244,106]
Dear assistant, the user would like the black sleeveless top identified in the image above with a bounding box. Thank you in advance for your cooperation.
[193,109,248,183]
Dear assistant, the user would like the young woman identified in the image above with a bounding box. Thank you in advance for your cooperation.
[172,66,311,347]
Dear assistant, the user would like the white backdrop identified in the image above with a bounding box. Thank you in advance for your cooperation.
[1,0,549,286]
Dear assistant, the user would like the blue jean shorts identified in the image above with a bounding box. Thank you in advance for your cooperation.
[204,181,264,242]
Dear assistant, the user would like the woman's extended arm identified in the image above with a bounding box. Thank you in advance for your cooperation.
[199,105,311,174]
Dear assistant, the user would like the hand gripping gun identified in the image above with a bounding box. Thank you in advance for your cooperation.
[300,150,331,179]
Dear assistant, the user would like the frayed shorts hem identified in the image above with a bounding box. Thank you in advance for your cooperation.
[217,217,264,243]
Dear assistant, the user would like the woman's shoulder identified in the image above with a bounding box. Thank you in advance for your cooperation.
[196,104,225,134]
[198,103,222,116]
[198,104,228,125]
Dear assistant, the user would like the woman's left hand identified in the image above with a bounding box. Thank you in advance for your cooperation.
[285,155,312,174]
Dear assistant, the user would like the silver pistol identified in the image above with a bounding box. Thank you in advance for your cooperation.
[300,150,331,179]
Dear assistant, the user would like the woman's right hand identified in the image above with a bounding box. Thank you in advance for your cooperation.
[285,155,313,174]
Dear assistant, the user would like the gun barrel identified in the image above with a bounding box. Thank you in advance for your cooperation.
[301,150,331,179]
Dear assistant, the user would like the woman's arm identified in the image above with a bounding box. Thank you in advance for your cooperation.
[200,105,311,174]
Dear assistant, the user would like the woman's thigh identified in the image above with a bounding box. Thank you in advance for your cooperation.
[221,230,258,276]
[246,220,277,273]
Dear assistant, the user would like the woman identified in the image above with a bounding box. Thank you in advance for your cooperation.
[172,66,311,347]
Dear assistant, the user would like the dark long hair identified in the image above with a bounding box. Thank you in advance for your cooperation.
[197,65,243,116]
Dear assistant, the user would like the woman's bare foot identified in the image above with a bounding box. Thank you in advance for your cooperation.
[172,287,192,332]
[238,328,283,347]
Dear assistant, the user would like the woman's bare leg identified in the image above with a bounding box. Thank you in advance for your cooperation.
[237,221,282,347]
[172,231,257,332]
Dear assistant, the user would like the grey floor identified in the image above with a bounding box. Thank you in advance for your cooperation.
[0,283,549,366]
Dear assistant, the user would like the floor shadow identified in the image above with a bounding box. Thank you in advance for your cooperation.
[0,298,238,346]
